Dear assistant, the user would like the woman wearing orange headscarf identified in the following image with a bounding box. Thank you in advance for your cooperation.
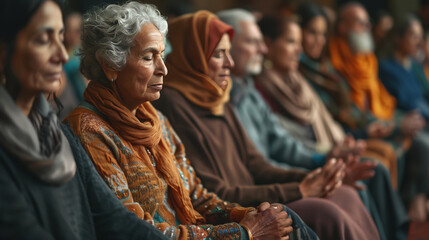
[154,10,379,240]
[65,2,298,240]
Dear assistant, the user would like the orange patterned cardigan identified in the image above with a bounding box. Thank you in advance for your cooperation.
[65,105,252,240]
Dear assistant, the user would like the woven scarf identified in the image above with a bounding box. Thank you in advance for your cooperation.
[0,86,76,185]
[164,11,233,115]
[255,69,345,145]
[84,80,200,224]
[329,36,396,120]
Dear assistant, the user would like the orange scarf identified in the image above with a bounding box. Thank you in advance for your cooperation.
[164,11,233,115]
[84,81,201,224]
[329,36,396,120]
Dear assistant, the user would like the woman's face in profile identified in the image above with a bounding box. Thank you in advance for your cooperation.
[114,23,167,109]
[11,0,68,97]
[268,22,302,73]
[207,33,234,90]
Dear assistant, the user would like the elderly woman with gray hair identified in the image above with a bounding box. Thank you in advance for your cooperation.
[65,2,314,239]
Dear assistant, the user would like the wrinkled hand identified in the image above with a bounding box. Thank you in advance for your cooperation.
[343,155,376,190]
[328,136,366,159]
[240,202,293,240]
[299,158,345,198]
[367,121,395,138]
[400,111,426,137]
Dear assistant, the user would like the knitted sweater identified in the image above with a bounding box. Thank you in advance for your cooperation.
[66,106,251,240]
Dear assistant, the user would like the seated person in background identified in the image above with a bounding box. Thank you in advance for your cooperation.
[379,15,429,121]
[63,12,87,102]
[378,14,429,223]
[0,0,168,239]
[296,4,409,239]
[372,11,394,54]
[329,2,429,224]
[66,2,304,239]
[153,10,380,240]
[423,31,429,80]
[217,7,407,240]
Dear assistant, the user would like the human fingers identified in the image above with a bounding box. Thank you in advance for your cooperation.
[354,140,366,153]
[282,224,294,236]
[324,170,344,193]
[305,168,322,180]
[324,179,342,198]
[270,203,286,215]
[323,159,345,180]
[257,202,271,212]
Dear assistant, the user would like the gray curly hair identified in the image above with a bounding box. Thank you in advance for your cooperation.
[80,2,168,83]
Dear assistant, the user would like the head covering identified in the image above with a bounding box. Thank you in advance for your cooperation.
[329,36,396,120]
[164,11,234,115]
[83,80,202,224]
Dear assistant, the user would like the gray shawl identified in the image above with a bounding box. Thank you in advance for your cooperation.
[0,86,76,185]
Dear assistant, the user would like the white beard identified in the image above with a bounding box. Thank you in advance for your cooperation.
[348,31,374,53]
[245,55,263,75]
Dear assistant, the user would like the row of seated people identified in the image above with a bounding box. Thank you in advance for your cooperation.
[1,0,428,239]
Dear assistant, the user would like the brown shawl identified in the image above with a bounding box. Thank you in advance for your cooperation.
[164,11,233,115]
[255,69,345,146]
[84,80,201,224]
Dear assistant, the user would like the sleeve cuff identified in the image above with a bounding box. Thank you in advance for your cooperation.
[311,154,326,167]
[229,207,254,223]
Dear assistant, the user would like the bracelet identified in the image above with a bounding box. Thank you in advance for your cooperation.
[240,224,253,240]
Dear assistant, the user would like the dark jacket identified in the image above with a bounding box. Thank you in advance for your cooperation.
[0,123,167,240]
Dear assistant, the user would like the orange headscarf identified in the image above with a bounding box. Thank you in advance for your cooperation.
[83,80,202,225]
[164,11,234,115]
[329,36,396,120]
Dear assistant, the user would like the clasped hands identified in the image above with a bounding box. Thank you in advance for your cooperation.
[240,202,293,240]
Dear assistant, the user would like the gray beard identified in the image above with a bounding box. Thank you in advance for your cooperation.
[348,31,374,54]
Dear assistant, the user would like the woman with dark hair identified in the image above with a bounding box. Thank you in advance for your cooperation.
[0,0,168,239]
[378,14,429,223]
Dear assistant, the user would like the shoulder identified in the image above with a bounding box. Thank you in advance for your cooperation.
[64,107,128,156]
[65,107,112,138]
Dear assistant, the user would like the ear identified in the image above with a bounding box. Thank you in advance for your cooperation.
[99,60,118,81]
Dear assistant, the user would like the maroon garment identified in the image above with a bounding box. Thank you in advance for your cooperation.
[154,87,380,240]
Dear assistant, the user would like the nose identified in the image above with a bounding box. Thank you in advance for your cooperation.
[296,42,303,54]
[156,56,168,76]
[53,39,69,64]
[224,52,235,69]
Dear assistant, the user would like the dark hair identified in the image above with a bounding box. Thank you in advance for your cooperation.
[0,0,64,44]
[394,14,421,38]
[0,0,64,105]
[297,2,328,30]
[258,15,297,41]
[373,10,391,26]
